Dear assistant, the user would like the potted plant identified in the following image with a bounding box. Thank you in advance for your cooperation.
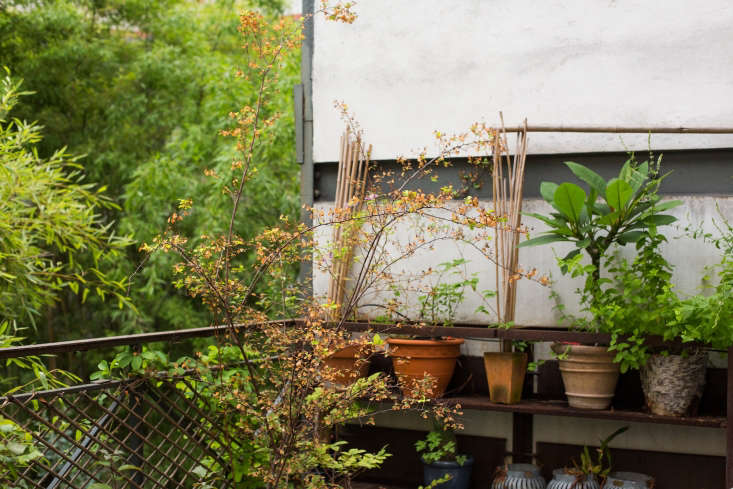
[416,423,473,489]
[519,157,681,409]
[589,211,732,416]
[387,260,473,398]
[547,426,628,489]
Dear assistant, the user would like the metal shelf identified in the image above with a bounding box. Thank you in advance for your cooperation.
[442,396,726,429]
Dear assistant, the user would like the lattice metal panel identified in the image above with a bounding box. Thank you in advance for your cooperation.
[1,378,232,489]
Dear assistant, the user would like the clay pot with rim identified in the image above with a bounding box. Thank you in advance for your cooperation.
[387,337,463,398]
[483,352,528,404]
[551,343,619,410]
[323,344,371,386]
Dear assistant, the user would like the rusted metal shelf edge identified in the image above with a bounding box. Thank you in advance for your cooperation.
[441,396,726,429]
[343,321,610,344]
[340,322,705,349]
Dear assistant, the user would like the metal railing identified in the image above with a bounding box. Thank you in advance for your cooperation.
[0,323,279,489]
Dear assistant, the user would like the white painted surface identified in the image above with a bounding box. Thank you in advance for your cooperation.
[534,415,725,456]
[312,196,731,325]
[312,0,733,161]
[360,405,513,447]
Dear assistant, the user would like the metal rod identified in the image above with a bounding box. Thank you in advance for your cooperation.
[498,125,733,134]
[0,319,296,359]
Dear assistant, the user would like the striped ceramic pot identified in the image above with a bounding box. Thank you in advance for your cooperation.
[602,471,654,488]
[547,469,600,489]
[492,464,546,489]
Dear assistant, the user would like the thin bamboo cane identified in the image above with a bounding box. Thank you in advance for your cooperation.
[327,131,371,321]
[493,115,528,351]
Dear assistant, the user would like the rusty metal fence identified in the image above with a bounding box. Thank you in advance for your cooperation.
[0,325,252,489]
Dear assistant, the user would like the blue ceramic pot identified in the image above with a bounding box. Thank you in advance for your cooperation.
[422,456,474,489]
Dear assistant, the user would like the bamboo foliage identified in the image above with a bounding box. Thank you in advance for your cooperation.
[492,116,528,328]
[326,129,371,320]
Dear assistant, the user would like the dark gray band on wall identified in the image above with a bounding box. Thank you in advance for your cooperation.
[313,148,733,201]
[298,0,315,287]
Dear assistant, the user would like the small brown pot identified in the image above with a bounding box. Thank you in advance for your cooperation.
[323,344,370,386]
[641,351,706,416]
[551,343,619,410]
[387,337,464,398]
[483,352,528,404]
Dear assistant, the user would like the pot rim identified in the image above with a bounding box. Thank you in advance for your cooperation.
[422,456,474,468]
[387,337,465,346]
[551,343,612,355]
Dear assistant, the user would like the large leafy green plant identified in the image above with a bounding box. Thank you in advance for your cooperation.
[519,157,681,325]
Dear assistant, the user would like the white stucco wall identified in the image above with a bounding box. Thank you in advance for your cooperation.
[312,0,733,161]
[313,196,731,326]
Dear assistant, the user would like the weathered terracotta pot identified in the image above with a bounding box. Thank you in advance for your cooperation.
[483,352,528,404]
[387,337,463,398]
[323,344,370,386]
[641,351,706,416]
[551,343,619,410]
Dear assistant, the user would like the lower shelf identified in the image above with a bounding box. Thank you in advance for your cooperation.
[441,396,726,428]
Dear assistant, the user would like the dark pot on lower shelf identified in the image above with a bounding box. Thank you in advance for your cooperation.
[423,457,474,489]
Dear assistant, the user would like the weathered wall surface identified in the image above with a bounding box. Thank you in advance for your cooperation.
[312,0,733,161]
[313,196,731,325]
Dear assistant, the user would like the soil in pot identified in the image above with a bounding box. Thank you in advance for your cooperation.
[387,337,463,398]
[551,343,619,410]
[323,344,370,386]
[640,350,706,416]
[483,352,528,404]
[423,457,474,489]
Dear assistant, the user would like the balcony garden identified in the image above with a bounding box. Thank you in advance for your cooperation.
[1,2,732,489]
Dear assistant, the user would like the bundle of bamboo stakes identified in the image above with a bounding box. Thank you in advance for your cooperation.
[492,117,528,331]
[326,130,371,321]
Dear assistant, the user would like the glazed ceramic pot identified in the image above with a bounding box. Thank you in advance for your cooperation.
[602,471,654,488]
[422,456,474,489]
[491,463,546,489]
[387,337,463,398]
[547,469,600,489]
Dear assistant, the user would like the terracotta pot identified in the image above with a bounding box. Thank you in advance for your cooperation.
[323,344,370,386]
[387,337,463,398]
[551,343,619,410]
[641,351,706,416]
[483,352,528,404]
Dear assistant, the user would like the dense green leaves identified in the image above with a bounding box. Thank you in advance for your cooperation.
[0,74,132,331]
[521,157,682,333]
[1,0,298,339]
